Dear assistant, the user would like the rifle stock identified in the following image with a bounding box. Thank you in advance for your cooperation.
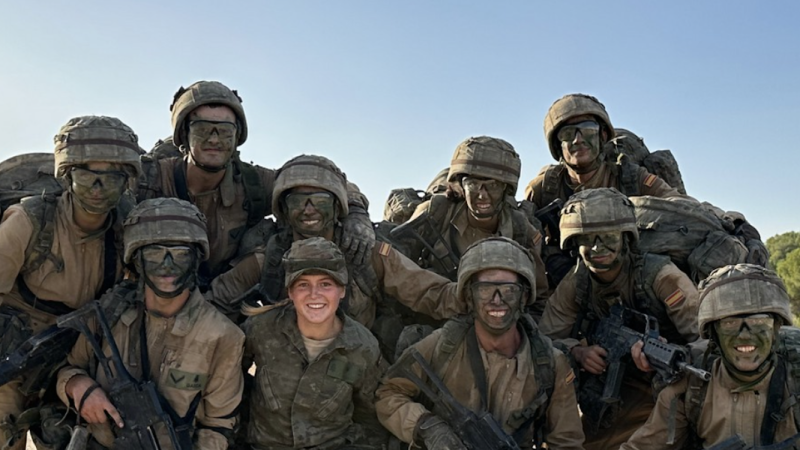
[0,325,78,389]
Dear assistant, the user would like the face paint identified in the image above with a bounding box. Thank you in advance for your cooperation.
[70,167,127,214]
[462,177,506,219]
[140,244,197,298]
[188,120,237,170]
[470,279,524,335]
[285,191,337,237]
[577,232,624,272]
[559,120,602,170]
[715,314,776,373]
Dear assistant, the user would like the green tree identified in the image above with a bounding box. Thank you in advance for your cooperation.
[767,231,800,267]
[767,232,800,321]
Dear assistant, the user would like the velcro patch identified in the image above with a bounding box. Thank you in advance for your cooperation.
[665,289,686,307]
[643,173,658,187]
[378,242,392,256]
[565,369,576,385]
[166,368,208,391]
[327,357,364,384]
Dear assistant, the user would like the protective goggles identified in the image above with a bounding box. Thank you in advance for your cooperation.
[140,245,195,267]
[461,177,506,196]
[470,281,526,302]
[188,120,237,140]
[573,233,622,250]
[556,120,601,142]
[284,192,335,212]
[716,314,775,336]
[70,167,128,190]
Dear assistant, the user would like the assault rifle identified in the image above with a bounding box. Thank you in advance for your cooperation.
[389,348,520,450]
[389,210,460,280]
[0,325,78,392]
[58,301,185,450]
[706,432,800,450]
[532,198,564,246]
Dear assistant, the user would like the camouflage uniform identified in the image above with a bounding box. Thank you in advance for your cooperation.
[242,238,386,450]
[621,265,799,449]
[0,116,142,450]
[399,137,549,320]
[137,81,374,280]
[376,238,585,449]
[538,188,699,450]
[57,198,245,449]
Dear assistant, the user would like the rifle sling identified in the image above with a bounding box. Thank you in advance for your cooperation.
[761,357,788,446]
[465,326,489,411]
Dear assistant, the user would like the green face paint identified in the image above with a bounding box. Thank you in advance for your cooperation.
[715,314,775,373]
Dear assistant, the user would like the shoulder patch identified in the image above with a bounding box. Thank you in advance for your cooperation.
[166,368,208,391]
[665,289,686,307]
[643,173,658,187]
[533,230,543,246]
[565,369,576,385]
[378,241,392,256]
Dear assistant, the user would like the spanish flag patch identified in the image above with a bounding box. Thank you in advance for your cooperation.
[565,369,576,385]
[643,173,658,187]
[378,242,392,256]
[665,289,686,307]
[533,231,543,246]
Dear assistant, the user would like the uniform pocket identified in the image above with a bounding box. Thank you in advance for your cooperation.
[255,366,281,412]
[315,380,352,420]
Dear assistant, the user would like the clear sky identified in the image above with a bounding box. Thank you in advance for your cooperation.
[1,1,798,238]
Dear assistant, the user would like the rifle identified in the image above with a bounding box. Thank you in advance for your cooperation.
[57,301,185,450]
[389,210,460,280]
[66,426,89,450]
[388,348,520,450]
[533,198,564,246]
[706,432,800,450]
[0,324,78,391]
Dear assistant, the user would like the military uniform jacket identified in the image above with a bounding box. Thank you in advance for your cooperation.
[57,289,245,450]
[0,193,119,331]
[375,323,585,449]
[620,358,800,449]
[242,305,386,449]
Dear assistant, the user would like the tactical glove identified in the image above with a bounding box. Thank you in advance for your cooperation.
[341,205,376,265]
[413,413,466,450]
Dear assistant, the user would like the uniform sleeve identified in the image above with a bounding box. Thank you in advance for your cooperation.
[352,348,389,445]
[372,245,463,320]
[375,331,442,443]
[0,206,34,295]
[206,253,263,316]
[619,380,690,450]
[56,330,96,408]
[637,167,683,199]
[195,327,246,450]
[256,166,277,217]
[539,270,581,349]
[524,167,549,209]
[543,350,585,450]
[652,264,700,342]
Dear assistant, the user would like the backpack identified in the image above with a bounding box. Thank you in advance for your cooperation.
[682,327,800,447]
[606,134,687,195]
[0,153,63,217]
[631,196,749,283]
[382,188,428,225]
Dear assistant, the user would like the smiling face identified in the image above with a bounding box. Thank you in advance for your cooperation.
[462,176,506,219]
[289,273,346,327]
[284,186,338,238]
[576,232,624,274]
[469,269,525,335]
[70,161,128,214]
[558,114,604,170]
[187,105,238,170]
[715,313,776,373]
[139,244,197,298]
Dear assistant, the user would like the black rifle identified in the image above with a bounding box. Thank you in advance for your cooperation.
[389,348,520,450]
[58,301,184,450]
[0,325,78,391]
[706,432,800,450]
[581,304,710,426]
[533,198,564,246]
[389,210,461,280]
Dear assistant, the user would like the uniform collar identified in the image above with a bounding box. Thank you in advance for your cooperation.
[279,305,364,353]
[181,155,236,207]
[119,288,205,337]
[450,201,512,237]
[61,192,115,244]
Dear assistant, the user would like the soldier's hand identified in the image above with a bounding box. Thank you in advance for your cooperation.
[571,344,607,375]
[631,340,653,372]
[67,375,124,428]
[341,208,376,265]
[414,413,467,450]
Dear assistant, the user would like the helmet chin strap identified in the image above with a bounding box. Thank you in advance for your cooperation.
[187,150,230,174]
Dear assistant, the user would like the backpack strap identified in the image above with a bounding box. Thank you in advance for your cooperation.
[617,158,641,197]
[234,158,268,228]
[20,195,61,273]
[431,316,472,379]
[570,262,593,340]
[172,160,191,202]
[633,253,671,314]
[511,314,555,447]
[777,328,800,434]
[761,357,788,446]
[509,208,534,249]
[540,165,567,208]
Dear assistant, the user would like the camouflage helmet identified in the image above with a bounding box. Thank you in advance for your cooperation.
[283,237,348,287]
[607,128,650,164]
[53,116,143,180]
[544,94,615,161]
[149,136,183,159]
[447,136,521,193]
[426,167,451,195]
[559,188,638,250]
[273,155,349,222]
[123,198,209,264]
[698,264,793,338]
[456,237,537,306]
[170,81,247,148]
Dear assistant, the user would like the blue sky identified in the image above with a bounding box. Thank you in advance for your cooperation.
[1,1,798,238]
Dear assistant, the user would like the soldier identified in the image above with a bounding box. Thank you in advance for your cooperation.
[397,136,549,319]
[376,237,585,450]
[210,155,462,358]
[137,80,375,284]
[0,116,141,450]
[539,188,699,450]
[621,264,799,449]
[241,237,386,449]
[57,198,245,449]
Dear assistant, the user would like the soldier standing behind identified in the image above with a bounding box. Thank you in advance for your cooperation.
[0,116,141,450]
[57,198,245,449]
[539,188,699,450]
[241,237,386,450]
[621,264,800,449]
[376,237,585,450]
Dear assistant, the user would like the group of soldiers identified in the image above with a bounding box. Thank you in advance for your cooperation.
[0,80,795,450]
